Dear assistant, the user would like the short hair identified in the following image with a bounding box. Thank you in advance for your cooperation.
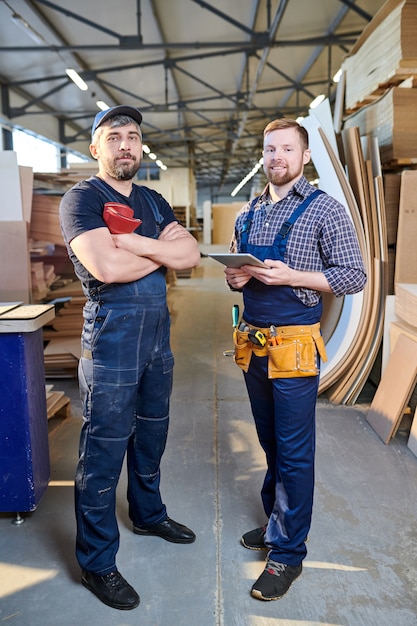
[92,114,142,144]
[263,118,309,151]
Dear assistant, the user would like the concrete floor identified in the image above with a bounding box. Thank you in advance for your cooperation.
[1,248,417,625]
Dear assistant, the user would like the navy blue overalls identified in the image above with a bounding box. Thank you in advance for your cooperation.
[75,181,174,575]
[239,189,323,566]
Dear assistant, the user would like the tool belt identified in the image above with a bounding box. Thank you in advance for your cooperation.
[233,321,327,378]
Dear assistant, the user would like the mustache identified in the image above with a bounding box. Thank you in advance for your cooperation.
[116,153,135,160]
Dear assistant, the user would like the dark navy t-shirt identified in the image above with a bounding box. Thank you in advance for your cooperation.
[59,176,176,290]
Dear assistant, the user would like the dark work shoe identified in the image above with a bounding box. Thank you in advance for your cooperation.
[251,559,302,601]
[241,526,267,550]
[81,570,140,610]
[242,526,309,550]
[133,517,196,544]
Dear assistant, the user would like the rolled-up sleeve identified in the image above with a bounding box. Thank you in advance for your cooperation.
[320,205,367,297]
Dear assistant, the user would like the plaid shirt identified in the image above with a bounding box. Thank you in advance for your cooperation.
[230,176,366,306]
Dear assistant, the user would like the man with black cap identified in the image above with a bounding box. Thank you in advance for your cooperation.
[60,105,200,610]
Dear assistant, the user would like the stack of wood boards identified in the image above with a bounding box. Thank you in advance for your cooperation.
[303,100,389,405]
[30,193,64,245]
[46,384,71,420]
[31,261,57,303]
[43,281,85,378]
[343,87,417,163]
[365,169,417,449]
[342,0,417,114]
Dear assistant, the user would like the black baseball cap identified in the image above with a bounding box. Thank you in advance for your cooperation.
[91,105,143,139]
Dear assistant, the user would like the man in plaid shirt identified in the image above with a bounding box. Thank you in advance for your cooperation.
[225,118,366,601]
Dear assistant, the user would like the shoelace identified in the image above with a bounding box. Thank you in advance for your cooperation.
[102,571,125,589]
[265,560,287,577]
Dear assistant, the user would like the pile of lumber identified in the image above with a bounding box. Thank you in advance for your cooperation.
[30,193,64,245]
[309,0,417,415]
[342,0,417,114]
[46,384,71,420]
[43,280,85,378]
[340,0,417,169]
[31,261,57,303]
[303,103,388,405]
[363,169,417,451]
[343,86,417,164]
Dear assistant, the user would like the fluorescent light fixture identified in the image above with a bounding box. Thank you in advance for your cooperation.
[333,68,342,83]
[296,116,305,124]
[310,94,325,109]
[10,13,44,45]
[96,100,110,111]
[142,144,151,154]
[148,152,157,160]
[66,69,88,91]
[231,158,263,197]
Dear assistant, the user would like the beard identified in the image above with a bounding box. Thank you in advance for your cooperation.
[266,163,303,187]
[103,154,141,181]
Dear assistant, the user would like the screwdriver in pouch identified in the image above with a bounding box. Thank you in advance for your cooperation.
[232,304,239,328]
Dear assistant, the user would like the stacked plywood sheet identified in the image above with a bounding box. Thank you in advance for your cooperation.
[46,384,71,420]
[365,167,417,447]
[30,193,64,246]
[343,87,417,164]
[43,281,85,378]
[302,104,388,405]
[342,0,417,113]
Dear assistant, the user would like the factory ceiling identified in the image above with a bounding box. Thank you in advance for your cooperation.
[0,0,386,196]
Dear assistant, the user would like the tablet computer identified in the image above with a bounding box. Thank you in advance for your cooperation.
[208,253,268,268]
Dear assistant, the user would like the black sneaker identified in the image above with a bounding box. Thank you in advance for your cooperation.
[82,570,140,610]
[251,559,302,601]
[241,526,267,550]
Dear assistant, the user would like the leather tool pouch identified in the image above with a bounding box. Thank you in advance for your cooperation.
[268,334,318,378]
[233,322,327,378]
[268,323,327,379]
[233,329,252,372]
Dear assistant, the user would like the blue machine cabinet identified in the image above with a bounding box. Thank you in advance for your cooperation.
[0,304,55,513]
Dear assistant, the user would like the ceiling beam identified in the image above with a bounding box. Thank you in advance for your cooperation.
[337,0,372,21]
[0,30,361,54]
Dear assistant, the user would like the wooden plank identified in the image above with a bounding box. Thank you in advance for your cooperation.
[47,392,71,419]
[407,406,417,457]
[394,171,417,285]
[366,333,417,444]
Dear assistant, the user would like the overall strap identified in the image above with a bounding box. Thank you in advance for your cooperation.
[88,176,164,225]
[275,188,323,258]
[240,196,259,250]
[138,185,164,225]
